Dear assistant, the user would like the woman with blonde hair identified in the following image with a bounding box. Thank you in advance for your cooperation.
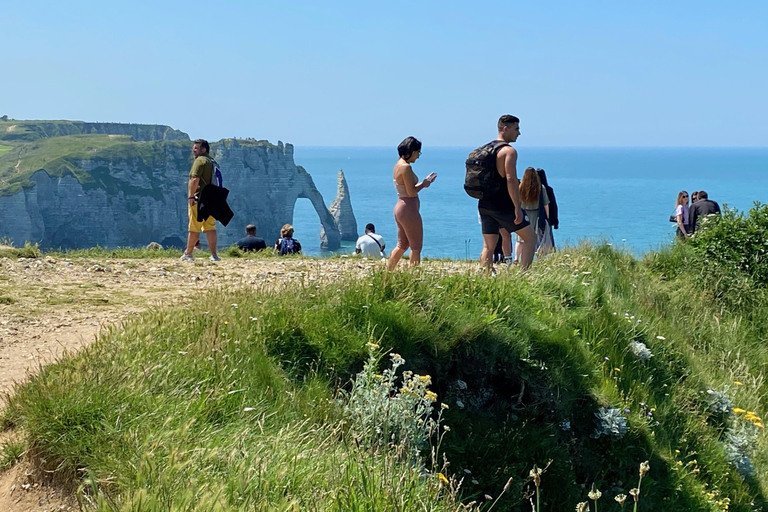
[513,167,550,263]
[673,191,690,238]
[274,223,302,255]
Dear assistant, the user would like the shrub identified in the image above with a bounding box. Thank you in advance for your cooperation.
[688,202,768,287]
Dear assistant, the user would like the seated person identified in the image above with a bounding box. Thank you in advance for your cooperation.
[274,224,302,255]
[356,223,386,258]
[236,224,267,252]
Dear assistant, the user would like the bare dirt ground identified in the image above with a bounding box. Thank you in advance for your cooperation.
[0,253,408,511]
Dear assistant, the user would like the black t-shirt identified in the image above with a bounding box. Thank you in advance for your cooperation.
[478,165,514,211]
[237,235,267,251]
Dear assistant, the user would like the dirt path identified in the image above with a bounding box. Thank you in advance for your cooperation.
[0,253,405,510]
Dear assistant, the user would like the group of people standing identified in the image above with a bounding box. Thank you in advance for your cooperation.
[673,190,721,238]
[183,116,562,269]
[387,115,558,272]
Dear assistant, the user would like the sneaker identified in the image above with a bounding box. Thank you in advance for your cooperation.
[179,253,194,262]
[209,255,221,262]
[194,241,202,251]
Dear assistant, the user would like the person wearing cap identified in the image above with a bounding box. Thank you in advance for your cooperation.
[356,223,386,258]
[236,224,267,252]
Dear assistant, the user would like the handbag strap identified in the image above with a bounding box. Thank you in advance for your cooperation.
[367,233,383,251]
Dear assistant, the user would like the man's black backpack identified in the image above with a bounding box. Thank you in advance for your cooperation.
[464,140,509,200]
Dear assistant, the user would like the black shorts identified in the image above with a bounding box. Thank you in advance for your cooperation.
[479,207,530,235]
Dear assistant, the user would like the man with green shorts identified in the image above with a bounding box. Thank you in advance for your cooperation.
[180,139,220,262]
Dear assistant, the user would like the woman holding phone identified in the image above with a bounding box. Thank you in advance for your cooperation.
[387,136,437,270]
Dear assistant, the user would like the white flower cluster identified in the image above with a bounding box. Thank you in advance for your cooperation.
[629,340,653,360]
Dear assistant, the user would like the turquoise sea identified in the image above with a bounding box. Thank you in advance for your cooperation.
[291,147,768,259]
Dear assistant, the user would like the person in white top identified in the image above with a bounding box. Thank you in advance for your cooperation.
[356,223,386,258]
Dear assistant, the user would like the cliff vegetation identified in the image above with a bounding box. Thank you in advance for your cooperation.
[1,206,768,510]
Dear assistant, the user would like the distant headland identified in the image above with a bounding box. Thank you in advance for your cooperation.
[0,118,357,250]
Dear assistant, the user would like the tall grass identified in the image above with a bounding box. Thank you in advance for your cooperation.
[3,232,768,509]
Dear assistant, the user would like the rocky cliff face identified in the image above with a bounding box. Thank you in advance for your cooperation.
[328,170,358,241]
[0,132,353,251]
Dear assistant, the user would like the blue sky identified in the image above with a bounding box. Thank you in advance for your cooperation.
[2,1,766,146]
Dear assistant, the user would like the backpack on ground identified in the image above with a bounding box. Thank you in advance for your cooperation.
[278,237,298,255]
[464,140,509,200]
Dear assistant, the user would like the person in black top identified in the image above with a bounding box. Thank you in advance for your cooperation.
[536,168,558,249]
[688,190,721,234]
[477,115,536,270]
[236,224,267,252]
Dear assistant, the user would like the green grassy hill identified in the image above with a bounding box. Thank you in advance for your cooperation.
[0,119,188,145]
[0,135,192,197]
[2,206,768,511]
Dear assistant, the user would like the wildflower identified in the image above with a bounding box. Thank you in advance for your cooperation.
[733,408,746,414]
[629,340,653,360]
[441,403,449,410]
[484,494,493,500]
[576,501,590,512]
[443,425,451,431]
[366,342,380,349]
[755,422,765,429]
[438,473,449,485]
[614,367,621,372]
[529,465,543,487]
[734,381,743,386]
[425,390,438,402]
[639,460,650,477]
[588,483,602,500]
[656,335,666,340]
[615,494,627,505]
[418,374,431,383]
[629,488,640,501]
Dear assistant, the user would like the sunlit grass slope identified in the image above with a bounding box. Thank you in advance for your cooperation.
[3,205,768,511]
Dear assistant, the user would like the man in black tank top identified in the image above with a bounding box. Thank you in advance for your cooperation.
[478,115,537,270]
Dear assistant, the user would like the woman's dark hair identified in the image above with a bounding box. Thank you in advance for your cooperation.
[397,136,422,160]
[536,168,549,187]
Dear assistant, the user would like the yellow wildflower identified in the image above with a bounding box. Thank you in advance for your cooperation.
[732,407,746,414]
[418,375,431,382]
[438,473,449,485]
[425,390,438,402]
[614,367,621,372]
[754,422,765,429]
[441,403,449,410]
[366,342,380,349]
[733,381,743,386]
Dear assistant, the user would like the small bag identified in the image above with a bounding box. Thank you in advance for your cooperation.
[669,214,677,223]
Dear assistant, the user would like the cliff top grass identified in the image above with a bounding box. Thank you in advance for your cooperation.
[0,118,188,144]
[0,120,284,197]
[2,205,768,511]
[0,135,192,197]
